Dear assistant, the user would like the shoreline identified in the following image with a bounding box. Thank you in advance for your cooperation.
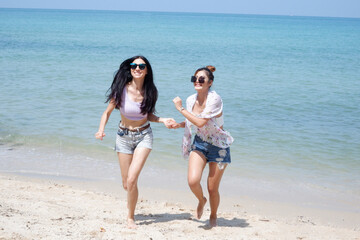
[1,143,360,229]
[1,142,359,212]
[1,173,359,239]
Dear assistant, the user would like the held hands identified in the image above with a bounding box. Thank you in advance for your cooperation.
[95,131,106,140]
[162,118,178,129]
[161,118,182,129]
[170,122,182,129]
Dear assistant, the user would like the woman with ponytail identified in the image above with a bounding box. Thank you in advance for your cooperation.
[95,55,174,229]
[172,65,233,228]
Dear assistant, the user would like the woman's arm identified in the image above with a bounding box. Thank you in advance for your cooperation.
[95,100,116,140]
[148,113,176,128]
[172,97,209,128]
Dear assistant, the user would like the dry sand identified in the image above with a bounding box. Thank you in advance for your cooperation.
[1,174,359,240]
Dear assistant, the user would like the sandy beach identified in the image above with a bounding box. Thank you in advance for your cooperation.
[1,174,359,240]
[1,5,360,240]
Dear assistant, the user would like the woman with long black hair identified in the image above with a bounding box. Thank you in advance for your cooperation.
[95,55,174,228]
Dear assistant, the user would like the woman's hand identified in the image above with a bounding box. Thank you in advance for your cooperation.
[95,131,106,140]
[161,118,177,129]
[173,97,183,111]
[170,122,184,129]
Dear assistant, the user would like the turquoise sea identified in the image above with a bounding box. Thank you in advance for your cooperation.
[1,8,360,211]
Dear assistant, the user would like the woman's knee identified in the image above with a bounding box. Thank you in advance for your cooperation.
[122,180,128,190]
[207,183,219,196]
[126,176,138,191]
[188,176,201,189]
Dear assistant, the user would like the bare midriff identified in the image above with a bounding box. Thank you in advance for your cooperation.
[120,114,148,129]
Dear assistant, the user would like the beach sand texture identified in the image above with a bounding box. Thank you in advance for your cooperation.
[1,175,359,240]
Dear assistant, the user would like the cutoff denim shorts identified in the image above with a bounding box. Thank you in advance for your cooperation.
[115,124,153,154]
[191,135,231,168]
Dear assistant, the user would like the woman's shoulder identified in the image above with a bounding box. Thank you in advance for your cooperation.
[186,93,197,102]
[207,91,222,103]
[208,90,221,97]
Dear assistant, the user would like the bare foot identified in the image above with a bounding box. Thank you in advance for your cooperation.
[127,218,137,229]
[209,215,217,228]
[197,197,207,219]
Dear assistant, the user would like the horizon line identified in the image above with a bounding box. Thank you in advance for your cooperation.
[1,7,359,20]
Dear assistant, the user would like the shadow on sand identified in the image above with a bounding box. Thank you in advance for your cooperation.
[136,212,192,225]
[197,217,250,230]
[136,213,249,229]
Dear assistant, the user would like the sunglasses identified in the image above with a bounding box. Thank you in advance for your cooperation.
[130,63,146,70]
[191,76,206,84]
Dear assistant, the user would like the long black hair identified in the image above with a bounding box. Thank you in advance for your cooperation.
[106,55,158,114]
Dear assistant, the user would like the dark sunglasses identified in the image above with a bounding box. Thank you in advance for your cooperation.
[130,63,146,70]
[191,76,205,84]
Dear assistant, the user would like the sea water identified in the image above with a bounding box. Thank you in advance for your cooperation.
[1,8,359,211]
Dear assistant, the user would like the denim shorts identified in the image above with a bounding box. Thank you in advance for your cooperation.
[115,125,153,154]
[191,135,231,168]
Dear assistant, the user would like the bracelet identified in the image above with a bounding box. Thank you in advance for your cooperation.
[179,106,185,112]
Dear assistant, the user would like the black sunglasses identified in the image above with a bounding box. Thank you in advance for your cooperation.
[191,76,205,84]
[130,63,146,70]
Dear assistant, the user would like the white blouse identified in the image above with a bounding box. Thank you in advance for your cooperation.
[182,90,234,158]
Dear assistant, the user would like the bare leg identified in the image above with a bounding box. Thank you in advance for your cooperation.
[188,151,207,219]
[126,147,151,229]
[207,162,226,228]
[117,152,132,191]
[117,148,151,229]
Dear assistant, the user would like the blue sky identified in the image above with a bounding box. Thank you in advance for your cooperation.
[1,0,359,18]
